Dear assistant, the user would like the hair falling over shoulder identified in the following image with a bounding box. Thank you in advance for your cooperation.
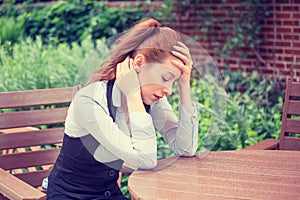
[85,18,182,85]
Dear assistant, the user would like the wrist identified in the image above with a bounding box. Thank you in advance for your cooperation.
[178,79,190,90]
[127,92,146,113]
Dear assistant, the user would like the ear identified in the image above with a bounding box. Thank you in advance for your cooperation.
[133,53,145,73]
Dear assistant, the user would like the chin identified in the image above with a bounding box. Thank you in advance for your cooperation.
[141,97,153,105]
[143,99,153,105]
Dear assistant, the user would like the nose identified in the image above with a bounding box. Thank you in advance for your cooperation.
[162,87,172,96]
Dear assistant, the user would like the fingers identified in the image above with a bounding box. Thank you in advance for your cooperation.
[171,59,185,69]
[171,42,193,66]
[116,56,133,80]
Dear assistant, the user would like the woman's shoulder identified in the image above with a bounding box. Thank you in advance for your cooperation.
[74,81,108,103]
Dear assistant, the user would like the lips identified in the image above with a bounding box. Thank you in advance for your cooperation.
[153,95,162,101]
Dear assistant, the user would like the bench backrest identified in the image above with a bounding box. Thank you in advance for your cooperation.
[0,86,80,188]
[279,79,300,150]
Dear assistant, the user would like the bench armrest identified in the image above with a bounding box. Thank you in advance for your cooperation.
[0,168,46,200]
[243,139,279,150]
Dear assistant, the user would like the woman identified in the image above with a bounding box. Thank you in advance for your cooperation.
[47,18,198,199]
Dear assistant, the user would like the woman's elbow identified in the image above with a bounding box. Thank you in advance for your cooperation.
[136,153,157,169]
[175,148,197,157]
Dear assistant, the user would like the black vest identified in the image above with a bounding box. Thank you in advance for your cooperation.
[47,79,149,199]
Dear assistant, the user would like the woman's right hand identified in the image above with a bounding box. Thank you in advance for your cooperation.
[116,56,141,98]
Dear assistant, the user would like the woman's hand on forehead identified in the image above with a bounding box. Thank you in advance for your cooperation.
[170,42,193,84]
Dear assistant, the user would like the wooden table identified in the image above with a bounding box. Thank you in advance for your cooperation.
[128,150,300,200]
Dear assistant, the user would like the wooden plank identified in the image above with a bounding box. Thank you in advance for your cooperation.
[0,168,46,200]
[128,185,237,200]
[0,127,38,134]
[0,107,68,129]
[287,100,300,115]
[0,87,74,109]
[129,176,300,200]
[0,128,64,150]
[284,118,300,134]
[243,139,279,150]
[290,81,300,97]
[281,137,300,151]
[173,156,300,174]
[129,151,300,200]
[14,169,51,188]
[0,148,60,170]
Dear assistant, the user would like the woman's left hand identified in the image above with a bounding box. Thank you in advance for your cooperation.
[171,42,193,85]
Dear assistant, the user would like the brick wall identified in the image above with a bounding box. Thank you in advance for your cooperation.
[162,0,300,81]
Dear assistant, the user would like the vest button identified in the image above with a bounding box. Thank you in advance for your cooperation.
[109,170,115,177]
[104,191,111,197]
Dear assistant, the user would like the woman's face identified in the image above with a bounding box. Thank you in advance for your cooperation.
[137,55,182,105]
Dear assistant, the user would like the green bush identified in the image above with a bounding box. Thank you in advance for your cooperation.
[0,1,170,47]
[22,1,95,46]
[0,16,24,45]
[0,36,96,91]
[165,70,283,151]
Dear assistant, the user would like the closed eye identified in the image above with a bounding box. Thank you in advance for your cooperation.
[162,75,170,82]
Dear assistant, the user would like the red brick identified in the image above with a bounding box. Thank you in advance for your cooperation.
[276,5,282,11]
[273,63,286,69]
[279,70,293,77]
[284,49,300,55]
[241,60,253,66]
[283,20,300,26]
[294,28,300,33]
[279,55,294,62]
[276,0,291,4]
[294,13,300,18]
[287,64,300,69]
[282,6,299,11]
[266,34,275,39]
[262,69,275,74]
[277,27,292,33]
[262,27,275,32]
[265,20,282,25]
[283,34,300,40]
[276,41,292,47]
[276,13,291,18]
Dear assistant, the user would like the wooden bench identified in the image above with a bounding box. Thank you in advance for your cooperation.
[0,86,80,200]
[244,79,300,151]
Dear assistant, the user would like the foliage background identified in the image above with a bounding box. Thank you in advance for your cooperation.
[0,0,284,198]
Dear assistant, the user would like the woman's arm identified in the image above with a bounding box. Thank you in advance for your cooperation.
[72,84,157,170]
[152,42,198,156]
[151,97,198,156]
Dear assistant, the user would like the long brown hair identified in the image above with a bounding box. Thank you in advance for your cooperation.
[86,18,181,85]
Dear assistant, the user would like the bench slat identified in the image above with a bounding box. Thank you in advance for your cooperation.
[242,139,279,150]
[0,148,60,170]
[284,118,300,134]
[0,107,68,129]
[0,128,64,150]
[281,137,300,151]
[290,81,300,96]
[0,87,75,109]
[0,168,46,200]
[14,169,52,188]
[287,100,300,115]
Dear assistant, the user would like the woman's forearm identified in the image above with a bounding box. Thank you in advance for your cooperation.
[127,91,146,113]
[179,80,193,106]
